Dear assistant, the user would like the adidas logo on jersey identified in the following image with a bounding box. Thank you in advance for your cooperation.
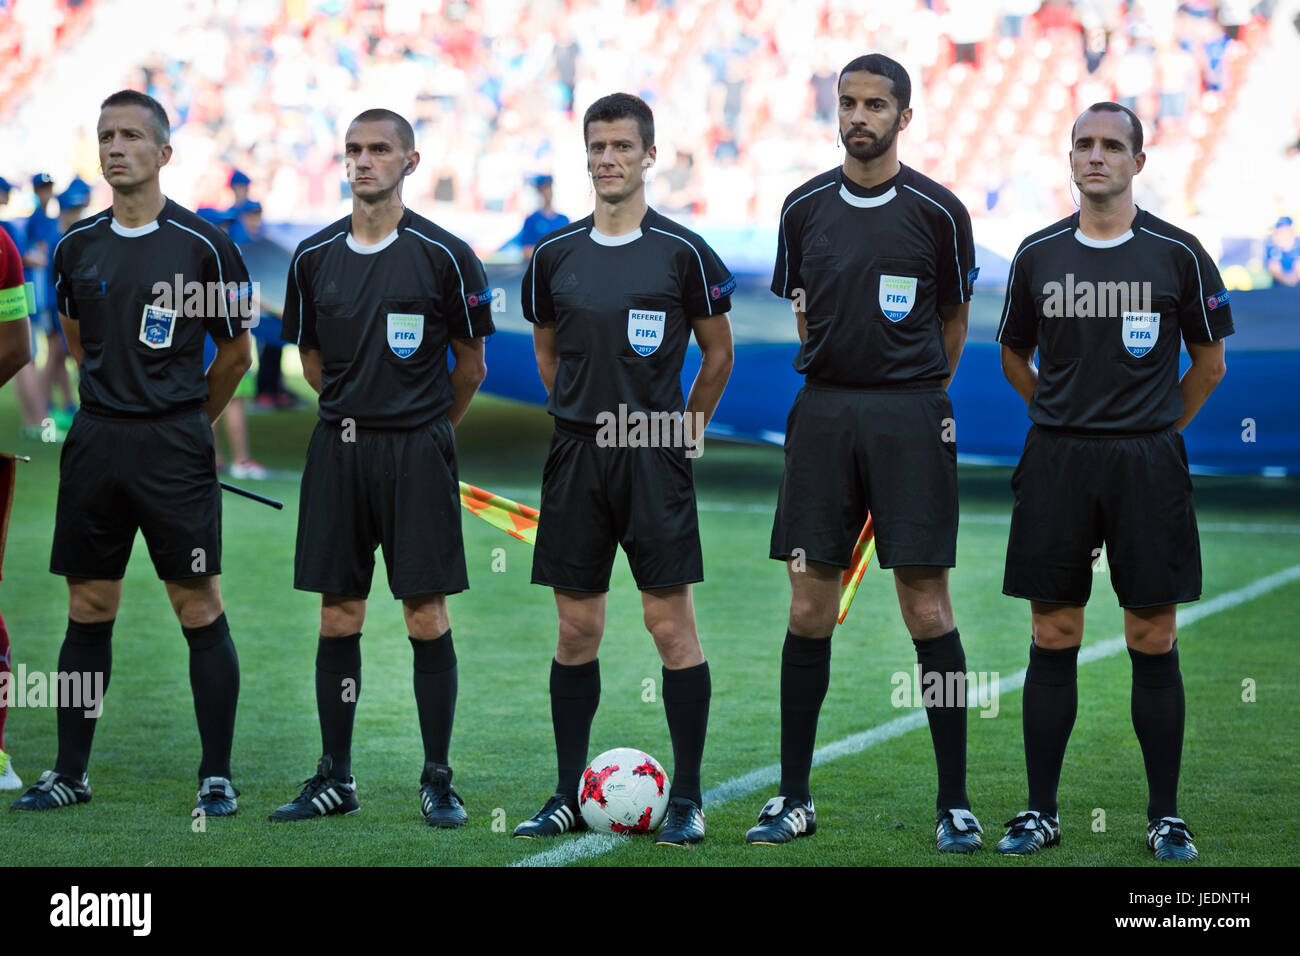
[554,272,580,293]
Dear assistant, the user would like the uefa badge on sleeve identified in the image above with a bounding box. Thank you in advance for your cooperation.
[1122,311,1160,358]
[387,312,423,358]
[878,274,917,322]
[627,309,666,357]
[139,304,177,349]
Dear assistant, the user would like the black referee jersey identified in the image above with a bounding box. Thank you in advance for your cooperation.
[521,207,734,429]
[281,208,494,430]
[996,208,1234,432]
[52,198,251,417]
[772,164,976,388]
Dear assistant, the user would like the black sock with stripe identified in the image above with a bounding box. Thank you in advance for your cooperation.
[411,630,457,766]
[1023,641,1079,817]
[779,631,831,803]
[550,658,599,805]
[662,660,711,806]
[316,633,361,781]
[1129,642,1184,820]
[53,618,113,779]
[183,612,240,781]
[914,628,971,810]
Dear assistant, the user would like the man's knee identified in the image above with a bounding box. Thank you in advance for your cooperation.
[321,596,365,637]
[67,579,121,623]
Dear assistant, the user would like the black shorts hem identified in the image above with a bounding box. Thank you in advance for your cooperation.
[634,575,703,592]
[392,585,468,600]
[293,581,372,600]
[157,567,222,582]
[876,557,957,571]
[49,566,128,581]
[531,577,611,594]
[1001,587,1087,607]
[1118,593,1200,611]
[768,550,851,570]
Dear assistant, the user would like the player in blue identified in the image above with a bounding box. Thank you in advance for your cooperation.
[517,175,569,261]
[1265,216,1298,287]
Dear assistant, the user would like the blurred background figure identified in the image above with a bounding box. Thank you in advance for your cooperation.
[225,170,253,243]
[517,175,569,262]
[18,173,68,438]
[1266,216,1299,287]
[234,199,298,412]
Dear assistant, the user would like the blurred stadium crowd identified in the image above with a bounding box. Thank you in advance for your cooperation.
[1,0,1297,254]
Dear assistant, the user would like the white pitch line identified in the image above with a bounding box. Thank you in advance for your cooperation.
[512,562,1300,867]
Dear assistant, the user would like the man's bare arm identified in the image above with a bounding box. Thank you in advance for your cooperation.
[0,316,32,387]
[1000,344,1038,405]
[299,347,323,394]
[939,301,971,389]
[447,335,487,428]
[1175,339,1227,432]
[203,332,253,423]
[59,313,83,366]
[533,322,558,395]
[684,313,735,447]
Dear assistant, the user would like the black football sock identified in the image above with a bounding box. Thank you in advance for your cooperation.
[1129,642,1185,821]
[1023,641,1079,817]
[183,612,240,781]
[550,658,600,804]
[914,627,970,810]
[316,632,361,781]
[662,660,711,806]
[53,618,114,779]
[779,631,831,803]
[411,630,457,766]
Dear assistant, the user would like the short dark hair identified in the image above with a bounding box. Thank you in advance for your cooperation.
[1072,102,1144,155]
[349,109,415,152]
[838,54,911,111]
[583,93,654,150]
[100,90,170,145]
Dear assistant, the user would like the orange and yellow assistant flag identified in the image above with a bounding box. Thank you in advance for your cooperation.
[458,481,539,546]
[836,513,876,625]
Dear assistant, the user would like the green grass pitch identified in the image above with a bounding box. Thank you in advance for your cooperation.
[1,383,1297,867]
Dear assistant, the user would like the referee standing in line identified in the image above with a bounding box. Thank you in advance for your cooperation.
[995,103,1231,861]
[271,109,492,828]
[10,90,252,816]
[748,54,983,852]
[513,93,734,846]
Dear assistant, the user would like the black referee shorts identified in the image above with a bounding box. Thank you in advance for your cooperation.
[770,384,958,569]
[294,417,468,600]
[531,423,703,593]
[1003,425,1202,609]
[51,407,222,581]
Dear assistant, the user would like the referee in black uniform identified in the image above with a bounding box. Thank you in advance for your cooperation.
[11,91,252,816]
[271,109,492,828]
[748,55,984,852]
[513,93,734,846]
[995,103,1230,861]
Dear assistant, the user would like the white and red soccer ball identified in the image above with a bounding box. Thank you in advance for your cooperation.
[578,748,669,835]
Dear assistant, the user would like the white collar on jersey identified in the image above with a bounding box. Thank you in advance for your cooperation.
[110,218,160,237]
[346,229,400,254]
[838,183,896,208]
[589,225,642,246]
[1073,227,1133,248]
